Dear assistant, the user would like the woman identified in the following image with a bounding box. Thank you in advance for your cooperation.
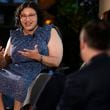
[0,1,63,110]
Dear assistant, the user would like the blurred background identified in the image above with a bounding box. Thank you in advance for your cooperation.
[0,0,99,74]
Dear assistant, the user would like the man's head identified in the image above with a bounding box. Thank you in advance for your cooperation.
[80,19,110,62]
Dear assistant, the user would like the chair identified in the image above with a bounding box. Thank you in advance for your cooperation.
[23,71,53,106]
[22,71,65,110]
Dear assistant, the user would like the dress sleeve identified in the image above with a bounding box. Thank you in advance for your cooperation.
[42,24,55,44]
[9,28,21,44]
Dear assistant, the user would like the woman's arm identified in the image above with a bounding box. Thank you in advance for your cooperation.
[40,28,63,67]
[18,28,63,68]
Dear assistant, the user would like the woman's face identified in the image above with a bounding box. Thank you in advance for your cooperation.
[20,7,38,32]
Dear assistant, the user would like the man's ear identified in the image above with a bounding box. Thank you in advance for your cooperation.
[80,29,87,51]
[80,38,85,50]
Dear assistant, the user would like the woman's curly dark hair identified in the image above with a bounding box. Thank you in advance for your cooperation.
[15,1,44,28]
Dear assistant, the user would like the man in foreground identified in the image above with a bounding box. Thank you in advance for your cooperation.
[57,19,110,110]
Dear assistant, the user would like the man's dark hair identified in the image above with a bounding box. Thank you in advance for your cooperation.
[82,19,110,51]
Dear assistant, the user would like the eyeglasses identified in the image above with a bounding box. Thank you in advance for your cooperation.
[20,13,36,20]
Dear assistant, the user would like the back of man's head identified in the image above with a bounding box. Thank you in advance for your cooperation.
[81,19,110,51]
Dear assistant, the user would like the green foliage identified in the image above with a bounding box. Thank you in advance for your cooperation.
[57,0,98,33]
[57,0,78,15]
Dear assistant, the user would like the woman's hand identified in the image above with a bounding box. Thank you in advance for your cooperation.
[18,45,42,61]
[0,46,5,68]
[0,46,5,61]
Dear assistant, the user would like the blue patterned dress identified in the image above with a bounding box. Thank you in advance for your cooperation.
[0,24,54,103]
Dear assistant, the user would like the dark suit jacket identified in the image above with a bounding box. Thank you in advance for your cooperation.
[58,54,110,110]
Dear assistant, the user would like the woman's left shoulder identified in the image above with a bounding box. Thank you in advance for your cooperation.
[37,24,55,33]
[43,24,55,30]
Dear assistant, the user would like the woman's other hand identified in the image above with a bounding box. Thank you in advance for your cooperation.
[0,46,5,60]
[18,45,42,61]
[0,46,5,68]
